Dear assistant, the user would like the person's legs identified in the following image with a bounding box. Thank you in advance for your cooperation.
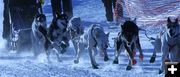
[102,0,113,22]
[51,0,62,18]
[112,0,116,9]
[62,0,73,20]
[19,1,38,51]
[114,0,123,24]
[3,0,10,40]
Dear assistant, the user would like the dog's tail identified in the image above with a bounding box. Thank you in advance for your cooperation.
[139,28,156,41]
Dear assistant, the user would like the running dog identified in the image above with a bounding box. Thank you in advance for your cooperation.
[158,17,180,74]
[32,13,68,62]
[71,24,110,69]
[32,14,48,56]
[66,16,84,63]
[48,12,70,54]
[113,19,144,70]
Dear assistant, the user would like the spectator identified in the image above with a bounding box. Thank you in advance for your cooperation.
[2,0,40,50]
[102,0,116,23]
[2,0,10,41]
[114,0,131,24]
[51,0,73,20]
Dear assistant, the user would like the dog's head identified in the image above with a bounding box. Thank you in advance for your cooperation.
[53,12,68,32]
[166,17,179,37]
[93,24,109,51]
[121,20,139,46]
[68,16,84,38]
[35,14,47,28]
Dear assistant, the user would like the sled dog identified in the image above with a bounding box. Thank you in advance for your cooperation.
[113,19,144,70]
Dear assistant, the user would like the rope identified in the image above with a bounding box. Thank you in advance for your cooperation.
[139,28,156,41]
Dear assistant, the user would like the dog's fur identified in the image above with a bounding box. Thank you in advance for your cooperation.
[32,14,48,56]
[149,33,162,63]
[70,24,109,69]
[113,19,144,70]
[48,13,70,54]
[32,13,69,62]
[158,17,180,74]
[66,16,84,63]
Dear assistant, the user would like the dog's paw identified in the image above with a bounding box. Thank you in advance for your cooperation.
[132,59,137,65]
[139,54,144,61]
[92,65,99,69]
[150,56,156,63]
[159,69,163,74]
[104,56,109,61]
[113,59,119,64]
[74,60,79,64]
[126,66,132,71]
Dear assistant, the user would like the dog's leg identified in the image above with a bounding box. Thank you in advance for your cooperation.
[45,49,51,63]
[52,42,62,54]
[131,43,136,57]
[159,41,169,74]
[150,50,157,63]
[53,48,62,62]
[124,45,136,70]
[113,39,122,64]
[88,47,98,69]
[44,41,51,63]
[102,49,109,62]
[72,40,78,56]
[136,38,144,61]
[92,47,99,66]
[74,42,83,64]
[150,42,157,63]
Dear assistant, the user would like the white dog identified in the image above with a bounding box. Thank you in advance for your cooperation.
[69,24,110,69]
[67,16,84,63]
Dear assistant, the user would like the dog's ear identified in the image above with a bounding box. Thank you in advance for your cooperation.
[133,18,137,24]
[175,17,178,24]
[167,17,172,23]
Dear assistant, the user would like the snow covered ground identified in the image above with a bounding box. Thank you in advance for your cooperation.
[0,0,180,77]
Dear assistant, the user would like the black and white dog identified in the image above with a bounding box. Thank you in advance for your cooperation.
[158,17,180,74]
[32,13,69,62]
[113,19,144,70]
[48,12,70,54]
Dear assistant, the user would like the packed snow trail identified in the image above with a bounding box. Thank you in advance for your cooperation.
[0,0,180,77]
